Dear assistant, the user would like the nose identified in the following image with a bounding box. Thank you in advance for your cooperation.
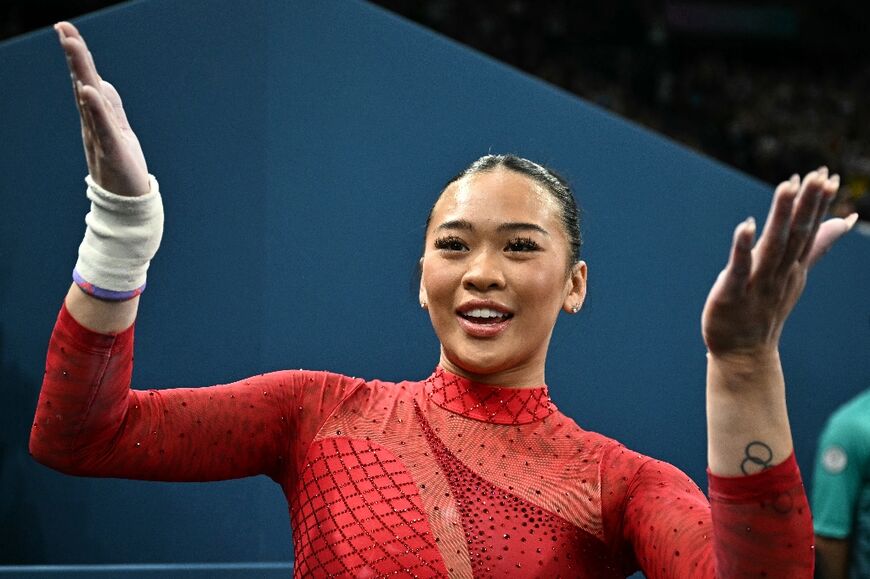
[462,248,506,292]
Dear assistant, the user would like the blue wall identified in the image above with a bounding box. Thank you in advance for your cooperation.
[1,0,867,568]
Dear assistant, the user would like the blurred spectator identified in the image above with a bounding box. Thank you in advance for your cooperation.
[812,389,870,578]
[376,0,870,226]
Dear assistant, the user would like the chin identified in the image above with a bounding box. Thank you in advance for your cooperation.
[442,344,520,379]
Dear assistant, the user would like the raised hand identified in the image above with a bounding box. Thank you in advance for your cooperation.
[55,21,149,197]
[702,168,857,358]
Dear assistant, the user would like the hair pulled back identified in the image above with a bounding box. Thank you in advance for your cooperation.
[425,154,582,267]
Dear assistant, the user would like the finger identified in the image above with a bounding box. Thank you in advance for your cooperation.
[719,217,756,298]
[752,175,799,278]
[76,80,98,164]
[779,170,825,269]
[805,214,858,268]
[79,84,121,154]
[56,25,86,119]
[56,27,102,92]
[54,21,82,41]
[798,174,839,263]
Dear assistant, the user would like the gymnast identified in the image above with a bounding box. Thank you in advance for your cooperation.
[31,20,858,578]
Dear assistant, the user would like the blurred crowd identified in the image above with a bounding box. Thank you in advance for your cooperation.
[375,0,870,225]
[4,0,869,224]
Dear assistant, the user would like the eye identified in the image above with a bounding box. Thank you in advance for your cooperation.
[434,236,468,252]
[505,237,540,252]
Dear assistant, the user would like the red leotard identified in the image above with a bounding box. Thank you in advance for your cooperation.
[30,305,814,577]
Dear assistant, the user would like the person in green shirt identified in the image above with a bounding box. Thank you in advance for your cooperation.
[812,389,870,579]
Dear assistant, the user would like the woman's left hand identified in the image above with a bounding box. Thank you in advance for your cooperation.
[702,168,856,360]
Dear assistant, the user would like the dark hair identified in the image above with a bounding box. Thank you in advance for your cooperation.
[423,154,582,268]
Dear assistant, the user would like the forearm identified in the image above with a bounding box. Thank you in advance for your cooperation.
[705,350,815,578]
[814,536,850,579]
[706,349,793,476]
[64,282,139,334]
[621,449,813,578]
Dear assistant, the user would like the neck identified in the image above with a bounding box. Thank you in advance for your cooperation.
[438,350,545,389]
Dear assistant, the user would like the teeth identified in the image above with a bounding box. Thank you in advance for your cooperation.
[465,308,508,319]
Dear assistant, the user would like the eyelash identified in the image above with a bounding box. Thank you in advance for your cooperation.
[433,236,468,252]
[433,236,540,253]
[505,237,540,252]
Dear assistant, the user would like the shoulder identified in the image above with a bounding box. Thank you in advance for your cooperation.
[558,421,659,484]
[813,390,870,483]
[250,369,377,409]
[293,371,426,408]
[584,431,698,496]
[826,389,870,429]
[262,368,413,387]
[822,389,870,446]
[544,413,634,460]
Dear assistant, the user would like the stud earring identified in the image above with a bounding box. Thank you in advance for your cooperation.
[571,304,580,313]
[420,301,427,309]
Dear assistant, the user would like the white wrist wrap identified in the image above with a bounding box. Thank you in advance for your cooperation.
[74,174,164,292]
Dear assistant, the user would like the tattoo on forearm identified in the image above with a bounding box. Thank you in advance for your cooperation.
[741,441,773,475]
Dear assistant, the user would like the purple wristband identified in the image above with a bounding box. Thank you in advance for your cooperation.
[72,269,145,301]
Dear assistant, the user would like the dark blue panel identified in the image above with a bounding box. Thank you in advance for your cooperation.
[1,0,284,565]
[0,563,292,577]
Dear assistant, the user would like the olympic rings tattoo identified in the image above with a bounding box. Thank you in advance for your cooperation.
[740,441,773,475]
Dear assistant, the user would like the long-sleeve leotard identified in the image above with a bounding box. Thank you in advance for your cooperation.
[30,304,814,577]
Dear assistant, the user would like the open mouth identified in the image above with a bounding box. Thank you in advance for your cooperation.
[459,308,514,324]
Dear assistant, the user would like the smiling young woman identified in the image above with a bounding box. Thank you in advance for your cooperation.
[420,162,586,387]
[30,20,859,579]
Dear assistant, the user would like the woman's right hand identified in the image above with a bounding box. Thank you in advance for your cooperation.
[56,21,149,197]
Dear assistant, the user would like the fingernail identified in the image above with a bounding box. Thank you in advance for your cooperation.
[844,213,859,230]
[738,218,755,248]
[830,174,840,186]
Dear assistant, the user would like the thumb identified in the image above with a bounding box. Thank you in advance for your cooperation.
[100,80,133,131]
[805,214,858,268]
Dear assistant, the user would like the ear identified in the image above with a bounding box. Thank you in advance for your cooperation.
[418,257,428,308]
[562,261,587,314]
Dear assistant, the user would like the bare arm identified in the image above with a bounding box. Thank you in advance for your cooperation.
[702,170,856,476]
[65,283,139,333]
[55,21,149,333]
[814,535,850,579]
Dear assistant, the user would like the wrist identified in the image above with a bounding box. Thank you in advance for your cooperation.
[706,347,784,396]
[707,346,781,372]
[73,173,163,300]
[92,168,151,198]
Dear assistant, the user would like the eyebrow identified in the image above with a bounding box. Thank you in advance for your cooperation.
[436,219,550,236]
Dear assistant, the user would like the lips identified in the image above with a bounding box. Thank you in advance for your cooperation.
[456,301,514,338]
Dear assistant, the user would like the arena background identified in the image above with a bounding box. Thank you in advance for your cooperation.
[1,1,867,576]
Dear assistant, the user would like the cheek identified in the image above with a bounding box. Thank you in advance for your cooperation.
[422,261,459,304]
[517,268,566,305]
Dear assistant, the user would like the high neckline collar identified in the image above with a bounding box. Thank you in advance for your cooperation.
[424,367,555,425]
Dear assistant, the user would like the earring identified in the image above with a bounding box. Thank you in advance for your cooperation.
[420,301,427,309]
[571,304,580,313]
